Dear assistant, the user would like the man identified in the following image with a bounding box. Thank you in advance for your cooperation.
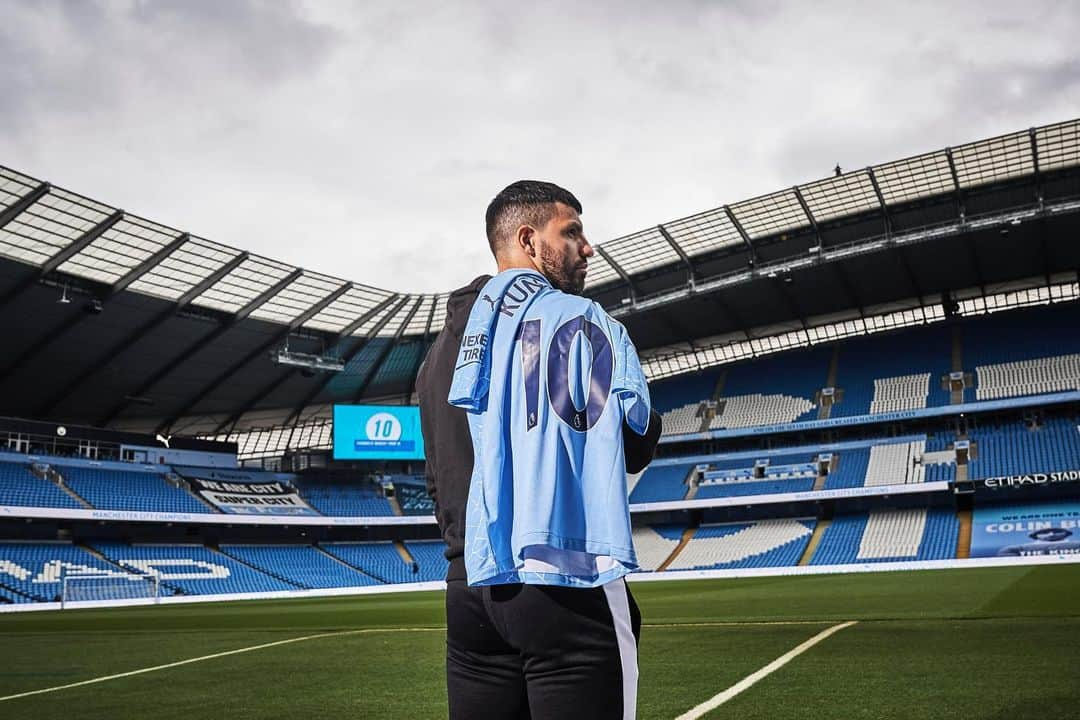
[417,181,662,719]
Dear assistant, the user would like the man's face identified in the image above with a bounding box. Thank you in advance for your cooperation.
[534,202,594,295]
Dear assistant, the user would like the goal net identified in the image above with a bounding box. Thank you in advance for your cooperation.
[61,572,160,608]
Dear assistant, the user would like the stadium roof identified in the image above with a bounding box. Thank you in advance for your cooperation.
[0,118,1077,435]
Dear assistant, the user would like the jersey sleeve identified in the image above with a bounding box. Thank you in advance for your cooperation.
[610,319,651,435]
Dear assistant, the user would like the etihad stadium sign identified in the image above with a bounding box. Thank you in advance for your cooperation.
[980,470,1080,489]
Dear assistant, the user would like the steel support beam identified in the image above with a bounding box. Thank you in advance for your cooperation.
[830,262,865,318]
[865,167,893,236]
[37,251,250,419]
[0,232,193,385]
[792,187,821,246]
[944,147,965,221]
[724,206,757,262]
[0,209,124,310]
[892,245,924,300]
[407,295,440,401]
[111,232,191,295]
[161,281,353,435]
[207,289,401,436]
[98,267,302,426]
[706,291,752,341]
[769,274,809,332]
[0,182,50,230]
[656,224,696,285]
[283,295,411,426]
[222,293,401,434]
[352,295,424,403]
[594,247,637,301]
[1029,127,1043,208]
[964,233,987,294]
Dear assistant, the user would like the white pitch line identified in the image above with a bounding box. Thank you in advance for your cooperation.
[674,620,858,720]
[644,620,838,628]
[0,627,440,703]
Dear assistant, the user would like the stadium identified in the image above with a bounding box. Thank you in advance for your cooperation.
[1,113,1079,719]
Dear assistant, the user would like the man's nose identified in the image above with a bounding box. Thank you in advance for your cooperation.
[581,240,595,258]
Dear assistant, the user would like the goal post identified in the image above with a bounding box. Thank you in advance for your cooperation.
[60,572,160,608]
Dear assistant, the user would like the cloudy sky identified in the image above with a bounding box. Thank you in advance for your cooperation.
[2,0,1077,294]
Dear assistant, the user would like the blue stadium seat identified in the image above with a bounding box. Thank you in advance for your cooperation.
[0,542,126,602]
[810,509,958,565]
[968,416,1080,479]
[294,479,395,516]
[219,545,381,589]
[60,466,208,514]
[629,463,693,503]
[91,543,297,595]
[319,542,422,584]
[0,461,83,509]
[402,541,450,582]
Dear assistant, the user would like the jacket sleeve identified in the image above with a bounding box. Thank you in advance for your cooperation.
[623,409,662,475]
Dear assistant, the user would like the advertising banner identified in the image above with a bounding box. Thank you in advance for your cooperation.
[189,478,318,516]
[970,502,1080,558]
[977,470,1080,490]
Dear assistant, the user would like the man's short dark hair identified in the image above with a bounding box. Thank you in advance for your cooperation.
[485,180,583,255]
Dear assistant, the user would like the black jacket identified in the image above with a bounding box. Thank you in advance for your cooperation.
[416,274,663,581]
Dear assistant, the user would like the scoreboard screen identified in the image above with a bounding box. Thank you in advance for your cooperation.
[332,405,425,460]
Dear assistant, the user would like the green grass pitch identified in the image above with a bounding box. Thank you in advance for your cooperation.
[1,564,1077,719]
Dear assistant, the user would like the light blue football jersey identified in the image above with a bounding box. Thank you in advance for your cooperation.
[449,268,651,588]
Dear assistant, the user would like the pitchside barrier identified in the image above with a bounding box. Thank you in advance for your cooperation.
[0,479,953,526]
[3,553,1078,614]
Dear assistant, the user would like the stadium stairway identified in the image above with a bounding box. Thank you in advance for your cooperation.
[798,519,830,565]
[956,510,973,559]
[656,526,697,572]
[36,465,94,508]
[311,545,383,583]
[211,546,304,590]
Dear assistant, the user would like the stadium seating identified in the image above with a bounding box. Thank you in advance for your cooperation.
[652,305,1080,434]
[402,541,450,582]
[628,463,693,503]
[219,544,380,589]
[319,542,423,584]
[661,402,706,435]
[832,324,953,417]
[90,543,298,595]
[650,370,720,415]
[864,440,927,486]
[822,448,871,489]
[631,525,683,571]
[294,479,395,516]
[664,519,815,570]
[706,393,816,430]
[974,354,1080,401]
[694,450,819,499]
[810,509,958,565]
[0,461,83,509]
[59,465,209,514]
[968,416,1080,479]
[0,542,126,602]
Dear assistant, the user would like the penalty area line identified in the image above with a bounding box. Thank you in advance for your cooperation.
[0,626,441,703]
[674,620,858,720]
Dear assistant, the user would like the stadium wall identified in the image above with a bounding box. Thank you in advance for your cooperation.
[3,553,1076,614]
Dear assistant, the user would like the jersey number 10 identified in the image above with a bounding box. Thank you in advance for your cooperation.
[518,315,613,432]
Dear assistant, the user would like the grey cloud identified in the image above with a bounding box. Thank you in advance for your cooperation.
[0,1,1076,295]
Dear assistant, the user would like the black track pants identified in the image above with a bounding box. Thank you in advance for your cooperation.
[445,578,642,720]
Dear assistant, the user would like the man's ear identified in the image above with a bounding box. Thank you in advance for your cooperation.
[516,224,537,257]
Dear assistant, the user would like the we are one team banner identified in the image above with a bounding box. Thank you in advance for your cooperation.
[189,479,318,516]
[971,502,1080,558]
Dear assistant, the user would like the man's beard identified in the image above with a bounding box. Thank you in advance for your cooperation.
[539,242,585,295]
